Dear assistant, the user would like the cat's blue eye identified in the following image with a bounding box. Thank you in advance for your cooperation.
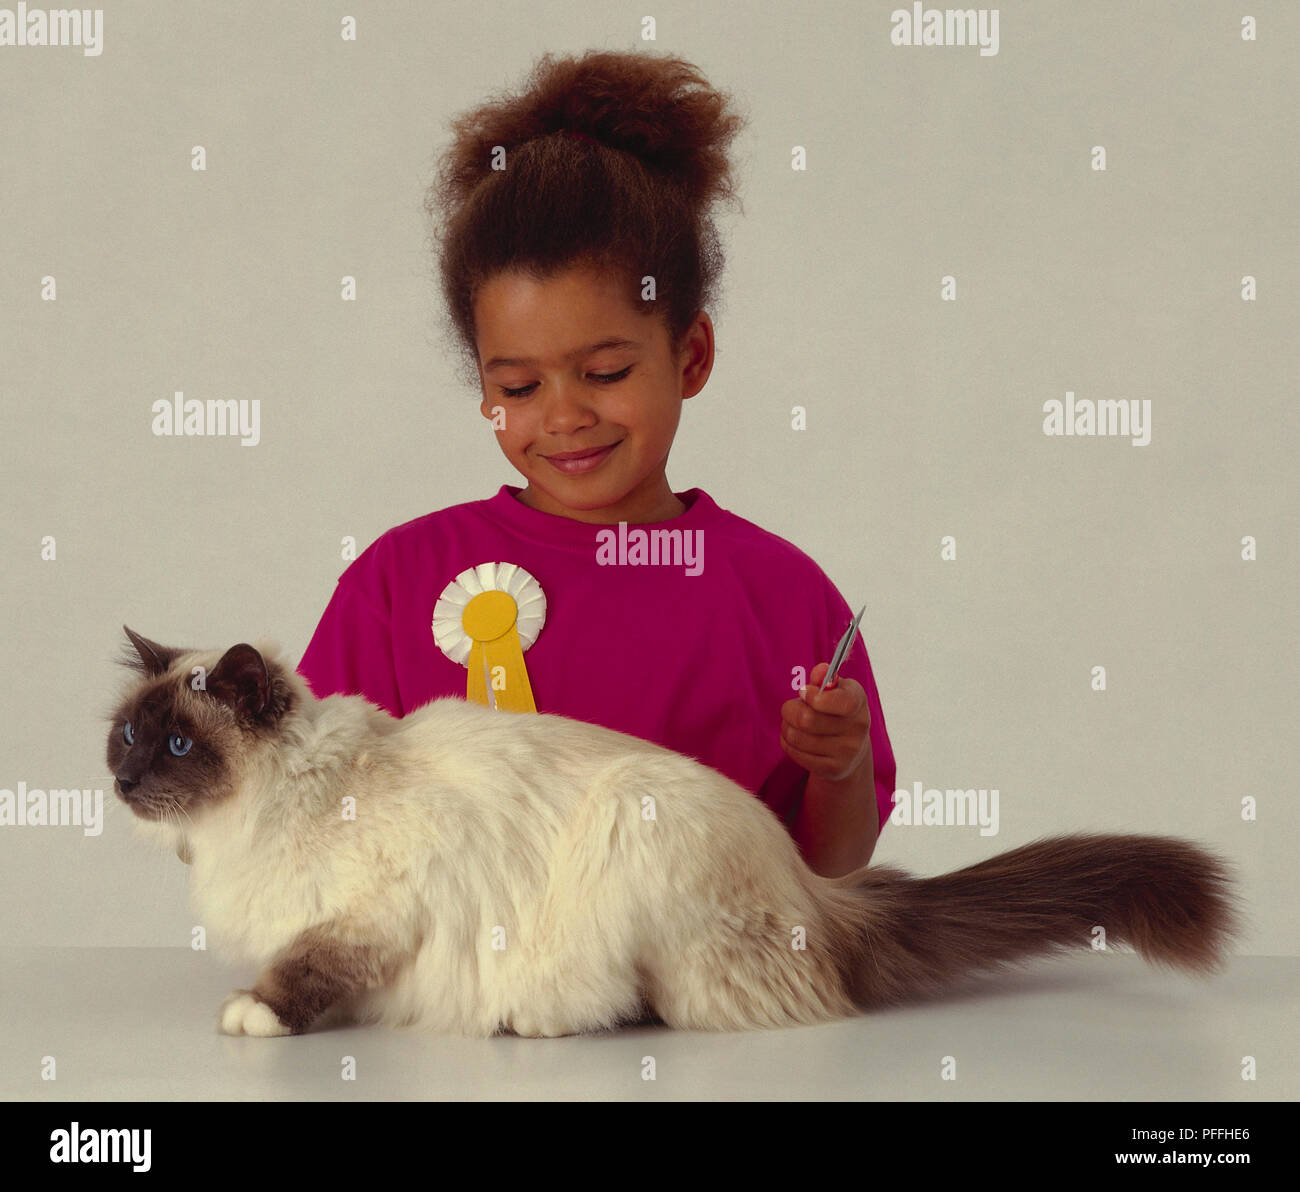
[122,721,134,745]
[169,733,192,757]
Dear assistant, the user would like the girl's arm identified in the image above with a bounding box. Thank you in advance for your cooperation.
[780,661,883,878]
[791,754,880,878]
[298,567,404,717]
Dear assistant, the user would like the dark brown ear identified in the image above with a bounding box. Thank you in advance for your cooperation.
[206,643,272,718]
[121,626,183,676]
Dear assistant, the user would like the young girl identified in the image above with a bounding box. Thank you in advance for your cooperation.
[298,49,895,878]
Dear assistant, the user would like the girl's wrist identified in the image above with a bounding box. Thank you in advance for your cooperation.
[807,743,875,793]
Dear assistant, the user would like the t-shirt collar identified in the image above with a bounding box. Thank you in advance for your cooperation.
[482,484,717,551]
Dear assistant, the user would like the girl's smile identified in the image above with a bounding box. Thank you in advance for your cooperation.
[541,439,622,473]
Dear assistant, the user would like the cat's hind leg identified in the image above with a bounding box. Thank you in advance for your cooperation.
[501,938,648,1038]
[532,756,858,1035]
[493,768,661,1037]
[641,899,859,1033]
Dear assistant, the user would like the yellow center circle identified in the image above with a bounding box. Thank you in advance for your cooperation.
[461,590,518,641]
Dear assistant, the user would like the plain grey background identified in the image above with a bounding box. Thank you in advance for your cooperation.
[1,0,1294,981]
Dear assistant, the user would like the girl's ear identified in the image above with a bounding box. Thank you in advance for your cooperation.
[121,626,183,676]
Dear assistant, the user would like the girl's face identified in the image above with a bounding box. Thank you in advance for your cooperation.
[474,264,713,524]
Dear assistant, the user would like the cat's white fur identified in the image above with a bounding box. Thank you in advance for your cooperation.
[133,648,856,1037]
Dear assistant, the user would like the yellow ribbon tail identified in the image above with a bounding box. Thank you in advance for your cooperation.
[466,626,536,712]
[483,624,537,712]
[467,640,491,707]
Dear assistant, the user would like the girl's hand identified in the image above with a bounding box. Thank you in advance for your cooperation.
[779,661,873,783]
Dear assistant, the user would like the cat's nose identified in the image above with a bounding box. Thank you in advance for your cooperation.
[116,777,139,795]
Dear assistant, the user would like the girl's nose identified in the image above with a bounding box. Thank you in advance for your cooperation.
[539,383,597,433]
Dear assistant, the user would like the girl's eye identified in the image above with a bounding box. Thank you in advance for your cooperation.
[592,367,632,384]
[498,366,632,399]
[169,733,192,757]
[123,721,134,745]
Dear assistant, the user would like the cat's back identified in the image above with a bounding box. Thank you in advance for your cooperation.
[388,696,677,779]
[357,696,771,879]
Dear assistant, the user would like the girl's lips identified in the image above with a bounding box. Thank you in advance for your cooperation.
[542,441,619,474]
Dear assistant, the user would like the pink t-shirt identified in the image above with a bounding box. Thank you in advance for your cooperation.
[297,485,896,834]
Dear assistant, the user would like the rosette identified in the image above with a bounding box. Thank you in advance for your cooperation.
[431,562,545,711]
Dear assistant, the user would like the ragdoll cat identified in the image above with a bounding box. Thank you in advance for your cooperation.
[105,626,1239,1038]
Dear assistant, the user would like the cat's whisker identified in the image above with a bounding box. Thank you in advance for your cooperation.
[142,803,166,904]
[174,803,198,860]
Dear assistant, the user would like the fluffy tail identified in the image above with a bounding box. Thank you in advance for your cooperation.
[828,833,1241,1009]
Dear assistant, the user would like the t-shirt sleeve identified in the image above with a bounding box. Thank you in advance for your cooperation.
[824,586,897,837]
[297,559,404,718]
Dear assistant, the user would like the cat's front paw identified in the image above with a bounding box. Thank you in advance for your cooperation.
[219,990,291,1038]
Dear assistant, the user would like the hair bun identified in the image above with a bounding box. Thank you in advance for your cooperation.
[440,49,747,210]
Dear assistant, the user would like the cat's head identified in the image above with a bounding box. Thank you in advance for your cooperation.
[106,626,299,824]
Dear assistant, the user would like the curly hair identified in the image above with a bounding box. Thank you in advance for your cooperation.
[425,49,749,388]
